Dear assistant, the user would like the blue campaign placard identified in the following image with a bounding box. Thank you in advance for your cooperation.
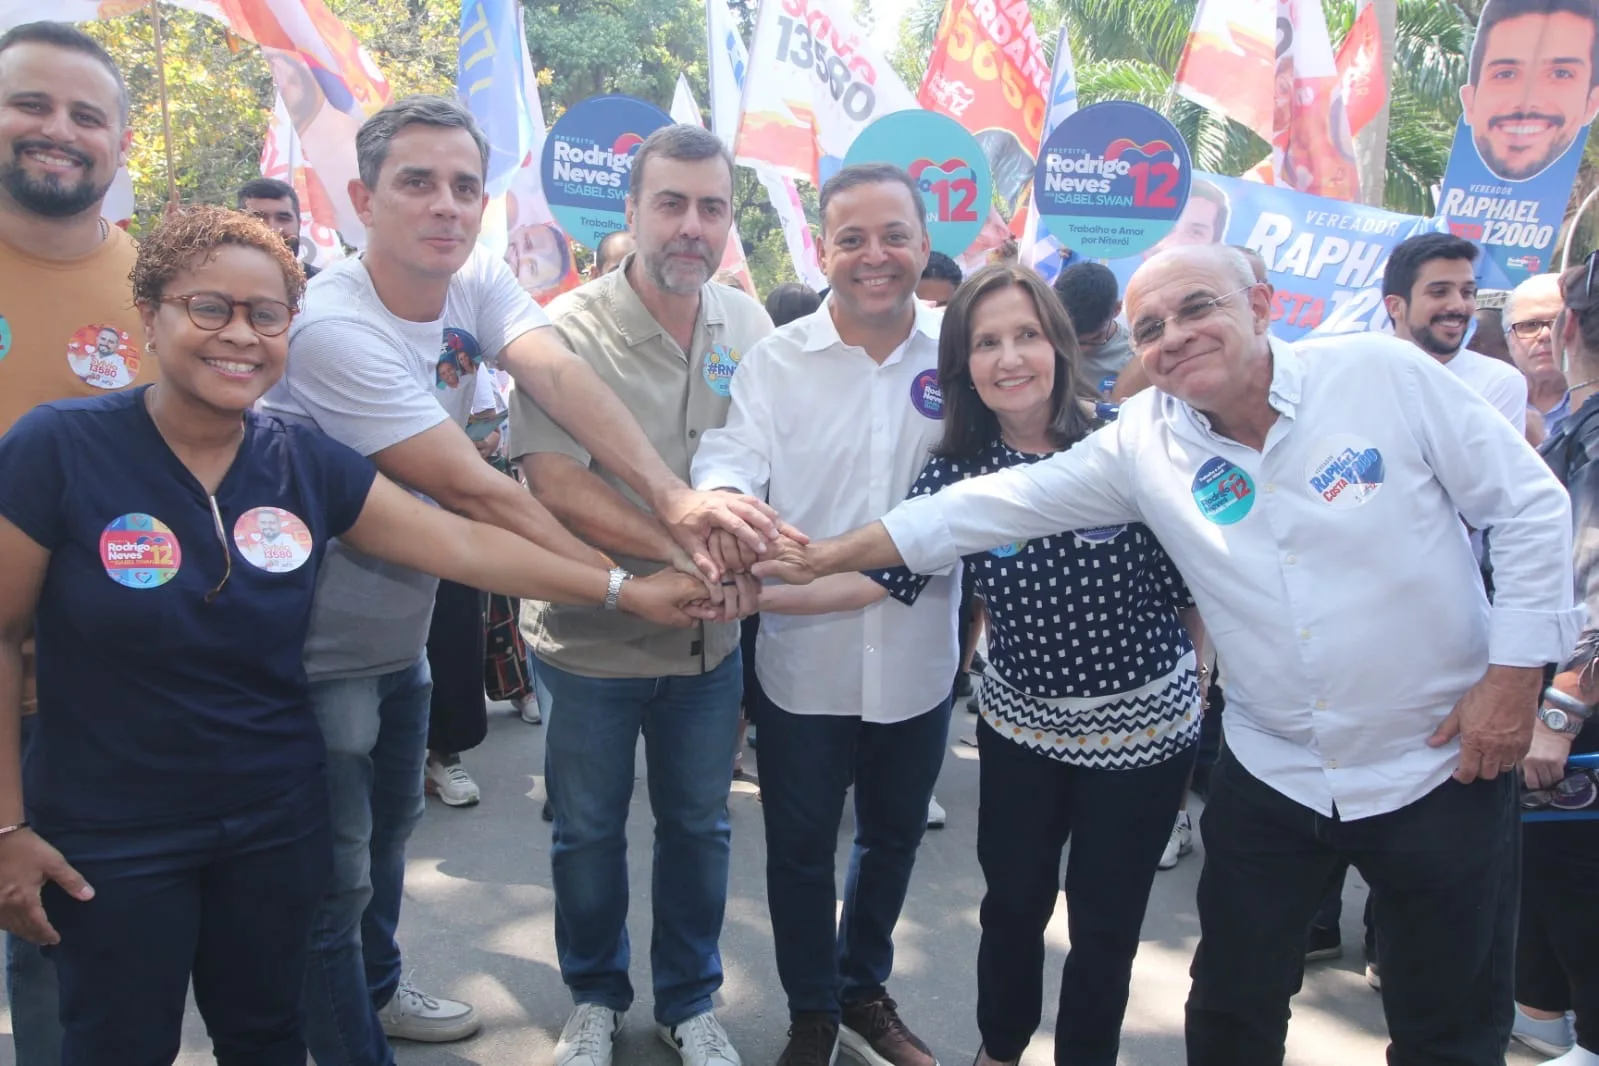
[1032,101,1193,259]
[540,95,672,249]
[843,110,993,257]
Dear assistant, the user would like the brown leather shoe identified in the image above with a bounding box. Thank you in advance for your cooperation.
[839,996,939,1066]
[777,1013,839,1066]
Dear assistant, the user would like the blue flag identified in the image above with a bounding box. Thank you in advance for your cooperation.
[459,0,534,196]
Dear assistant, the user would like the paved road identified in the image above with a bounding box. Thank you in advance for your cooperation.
[0,702,1546,1065]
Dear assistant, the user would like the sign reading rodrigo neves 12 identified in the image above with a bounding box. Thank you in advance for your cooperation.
[541,95,672,250]
[842,110,993,258]
[1032,100,1192,259]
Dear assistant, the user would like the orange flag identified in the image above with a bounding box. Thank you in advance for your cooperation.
[1334,1,1387,136]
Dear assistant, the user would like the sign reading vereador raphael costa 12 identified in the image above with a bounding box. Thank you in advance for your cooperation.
[843,110,993,257]
[540,95,673,250]
[1031,100,1192,260]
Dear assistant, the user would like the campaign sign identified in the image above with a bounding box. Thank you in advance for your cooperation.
[541,95,671,249]
[842,110,992,257]
[1032,101,1192,258]
[1102,171,1433,342]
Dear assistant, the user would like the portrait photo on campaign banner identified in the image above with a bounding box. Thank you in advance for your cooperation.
[540,95,672,250]
[843,110,993,257]
[1031,101,1193,259]
[1436,0,1599,286]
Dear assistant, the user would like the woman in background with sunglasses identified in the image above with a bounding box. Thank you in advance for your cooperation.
[0,207,710,1065]
[1515,259,1599,1066]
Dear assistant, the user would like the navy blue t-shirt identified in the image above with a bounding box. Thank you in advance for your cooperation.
[0,387,377,831]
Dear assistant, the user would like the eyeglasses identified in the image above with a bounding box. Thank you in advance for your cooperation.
[1521,768,1599,812]
[1130,286,1254,351]
[161,292,293,337]
[1507,318,1557,339]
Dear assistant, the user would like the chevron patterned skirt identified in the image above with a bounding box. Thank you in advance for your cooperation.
[977,650,1202,768]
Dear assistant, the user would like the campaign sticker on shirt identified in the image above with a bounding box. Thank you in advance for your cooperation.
[100,513,181,588]
[1074,524,1127,546]
[1190,457,1255,526]
[1305,435,1385,509]
[910,369,944,420]
[233,507,314,573]
[0,313,11,362]
[702,344,741,397]
[67,324,140,390]
[989,540,1027,558]
[435,328,481,391]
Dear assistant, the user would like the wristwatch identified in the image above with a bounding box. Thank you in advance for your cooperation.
[603,567,630,611]
[1539,686,1594,736]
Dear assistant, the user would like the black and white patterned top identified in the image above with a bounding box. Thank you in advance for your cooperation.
[867,437,1200,768]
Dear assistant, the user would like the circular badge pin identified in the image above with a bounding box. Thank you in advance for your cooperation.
[702,344,741,398]
[67,324,140,390]
[1074,525,1127,545]
[1190,457,1255,526]
[234,507,314,573]
[100,513,181,588]
[0,313,11,362]
[1305,435,1385,509]
[989,540,1027,558]
[910,368,944,420]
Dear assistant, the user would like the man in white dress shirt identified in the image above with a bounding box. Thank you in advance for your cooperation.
[754,244,1579,1066]
[693,164,954,1066]
[1382,231,1528,433]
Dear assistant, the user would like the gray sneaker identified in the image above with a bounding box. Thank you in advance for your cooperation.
[377,981,479,1043]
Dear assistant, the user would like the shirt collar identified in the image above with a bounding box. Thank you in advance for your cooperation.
[1159,334,1300,433]
[600,253,727,348]
[800,298,942,363]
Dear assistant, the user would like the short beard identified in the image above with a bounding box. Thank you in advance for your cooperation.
[0,161,109,219]
[644,240,715,296]
[1409,319,1467,358]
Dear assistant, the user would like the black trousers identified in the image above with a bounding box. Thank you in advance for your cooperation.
[975,720,1193,1065]
[1186,750,1519,1066]
[424,578,488,753]
[1517,818,1599,1051]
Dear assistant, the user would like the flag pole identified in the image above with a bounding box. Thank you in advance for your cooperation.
[149,1,179,207]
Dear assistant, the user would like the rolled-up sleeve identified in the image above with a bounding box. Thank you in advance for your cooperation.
[882,424,1140,574]
[1403,353,1580,665]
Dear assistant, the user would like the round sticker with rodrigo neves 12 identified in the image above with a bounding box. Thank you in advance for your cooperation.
[910,368,944,419]
[1190,457,1254,526]
[702,344,741,397]
[100,513,182,588]
[843,110,993,258]
[541,95,671,250]
[1032,101,1193,259]
[1305,435,1385,509]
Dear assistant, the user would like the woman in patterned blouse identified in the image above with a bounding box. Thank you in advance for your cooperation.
[760,263,1203,1066]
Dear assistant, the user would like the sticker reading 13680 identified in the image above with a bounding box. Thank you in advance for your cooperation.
[100,513,182,588]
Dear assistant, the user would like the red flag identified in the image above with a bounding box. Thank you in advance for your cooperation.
[1335,1,1387,135]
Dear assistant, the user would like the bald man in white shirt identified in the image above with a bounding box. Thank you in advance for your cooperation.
[754,244,1579,1066]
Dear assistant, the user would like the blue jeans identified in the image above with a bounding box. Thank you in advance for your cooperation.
[302,659,432,1066]
[754,690,953,1019]
[47,771,330,1065]
[540,652,742,1025]
[8,715,61,1066]
[1186,750,1519,1066]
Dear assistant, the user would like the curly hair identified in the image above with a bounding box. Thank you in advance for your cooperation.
[130,205,306,310]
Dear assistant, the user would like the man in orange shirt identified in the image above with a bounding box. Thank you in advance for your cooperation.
[0,21,155,1066]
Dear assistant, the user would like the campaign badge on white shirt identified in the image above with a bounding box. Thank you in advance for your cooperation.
[1305,436,1385,508]
[100,513,181,588]
[990,540,1027,557]
[910,368,944,419]
[67,324,140,390]
[702,344,741,397]
[234,507,313,573]
[1073,525,1127,547]
[1191,457,1255,525]
[435,328,482,391]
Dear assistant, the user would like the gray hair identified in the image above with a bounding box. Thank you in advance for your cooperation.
[1506,272,1563,325]
[356,95,490,189]
[819,163,928,235]
[628,124,735,200]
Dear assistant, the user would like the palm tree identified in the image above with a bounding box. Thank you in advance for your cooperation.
[892,0,1472,215]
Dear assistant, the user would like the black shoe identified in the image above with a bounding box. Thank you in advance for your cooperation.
[970,651,988,674]
[778,1013,840,1066]
[1305,923,1342,962]
[541,800,554,823]
[953,672,973,698]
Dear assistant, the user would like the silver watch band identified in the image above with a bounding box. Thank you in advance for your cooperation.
[1543,687,1594,719]
[604,567,629,611]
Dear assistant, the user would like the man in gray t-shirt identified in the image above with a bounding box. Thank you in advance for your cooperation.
[1053,261,1133,396]
[258,96,786,1065]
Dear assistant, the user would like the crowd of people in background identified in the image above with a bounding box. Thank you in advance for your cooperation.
[1,17,1597,1066]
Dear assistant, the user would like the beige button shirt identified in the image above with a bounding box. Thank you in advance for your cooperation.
[508,256,774,678]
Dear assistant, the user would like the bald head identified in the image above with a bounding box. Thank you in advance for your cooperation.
[1126,245,1257,320]
[1506,273,1562,324]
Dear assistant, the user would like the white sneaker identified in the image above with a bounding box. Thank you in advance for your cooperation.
[658,1010,742,1066]
[425,754,481,807]
[926,795,947,829]
[556,1003,622,1066]
[515,693,542,724]
[378,981,480,1043]
[1157,811,1192,870]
